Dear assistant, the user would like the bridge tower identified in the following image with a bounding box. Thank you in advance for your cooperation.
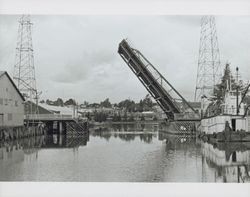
[194,16,221,114]
[13,15,39,118]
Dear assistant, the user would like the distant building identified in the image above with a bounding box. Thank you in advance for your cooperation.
[141,111,155,121]
[0,71,25,128]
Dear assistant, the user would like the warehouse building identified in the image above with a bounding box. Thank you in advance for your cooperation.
[0,71,25,139]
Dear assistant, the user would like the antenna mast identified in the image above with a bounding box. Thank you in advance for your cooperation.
[194,16,221,114]
[13,15,39,117]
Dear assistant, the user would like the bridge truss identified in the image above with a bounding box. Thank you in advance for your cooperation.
[118,39,200,121]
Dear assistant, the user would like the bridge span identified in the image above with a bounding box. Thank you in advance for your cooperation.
[118,39,200,135]
[24,113,88,136]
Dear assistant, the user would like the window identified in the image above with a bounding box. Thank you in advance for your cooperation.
[15,100,18,107]
[0,98,3,105]
[5,99,8,105]
[9,99,12,106]
[8,113,12,121]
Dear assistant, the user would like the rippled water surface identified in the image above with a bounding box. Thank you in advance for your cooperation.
[1,123,250,182]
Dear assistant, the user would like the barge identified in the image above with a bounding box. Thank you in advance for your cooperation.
[199,66,250,142]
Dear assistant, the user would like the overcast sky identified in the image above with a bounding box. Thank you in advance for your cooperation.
[0,15,249,103]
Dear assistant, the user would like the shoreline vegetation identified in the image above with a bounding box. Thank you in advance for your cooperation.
[39,94,165,125]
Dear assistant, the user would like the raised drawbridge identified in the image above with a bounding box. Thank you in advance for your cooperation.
[118,39,200,123]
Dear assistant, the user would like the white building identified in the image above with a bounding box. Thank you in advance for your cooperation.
[0,71,25,128]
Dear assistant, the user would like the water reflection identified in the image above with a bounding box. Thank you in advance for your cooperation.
[1,123,250,182]
[110,123,159,132]
[158,131,250,182]
[156,132,204,182]
[90,123,157,143]
[0,134,89,167]
[201,142,250,183]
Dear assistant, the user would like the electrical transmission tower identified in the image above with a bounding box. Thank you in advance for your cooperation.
[13,15,39,116]
[194,16,221,111]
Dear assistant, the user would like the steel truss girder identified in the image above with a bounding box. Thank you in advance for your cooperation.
[118,39,197,120]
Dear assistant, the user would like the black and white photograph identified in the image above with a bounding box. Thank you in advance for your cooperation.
[0,0,250,196]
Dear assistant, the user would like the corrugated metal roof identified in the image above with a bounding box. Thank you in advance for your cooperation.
[39,103,74,115]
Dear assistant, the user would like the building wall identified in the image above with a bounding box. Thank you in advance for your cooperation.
[247,116,250,132]
[0,74,24,127]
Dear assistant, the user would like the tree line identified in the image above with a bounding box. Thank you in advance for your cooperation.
[39,94,157,112]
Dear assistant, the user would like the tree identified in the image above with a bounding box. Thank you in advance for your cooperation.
[93,111,107,122]
[88,103,100,108]
[117,113,121,121]
[142,94,153,111]
[64,98,76,106]
[54,98,64,106]
[46,99,53,105]
[138,99,144,112]
[123,111,127,121]
[205,64,245,116]
[213,64,237,101]
[100,98,112,108]
[83,101,89,107]
[128,114,134,122]
[40,100,45,104]
[118,99,136,112]
[140,115,145,121]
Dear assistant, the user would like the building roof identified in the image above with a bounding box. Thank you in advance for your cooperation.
[39,103,74,115]
[0,71,25,101]
[25,101,53,114]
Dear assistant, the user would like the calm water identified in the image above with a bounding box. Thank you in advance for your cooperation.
[0,123,250,182]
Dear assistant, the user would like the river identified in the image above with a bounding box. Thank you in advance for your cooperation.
[0,123,250,182]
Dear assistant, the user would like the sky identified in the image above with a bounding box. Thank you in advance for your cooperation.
[0,15,249,103]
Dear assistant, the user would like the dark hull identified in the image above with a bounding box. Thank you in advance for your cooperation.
[200,132,250,143]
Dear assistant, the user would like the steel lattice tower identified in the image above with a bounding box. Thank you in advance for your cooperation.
[13,15,38,115]
[194,16,221,104]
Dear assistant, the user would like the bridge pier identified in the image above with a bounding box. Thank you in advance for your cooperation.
[46,121,54,135]
[44,121,67,135]
[58,122,62,134]
[24,114,88,136]
[57,121,66,135]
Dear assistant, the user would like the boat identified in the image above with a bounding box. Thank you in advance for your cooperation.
[199,65,250,142]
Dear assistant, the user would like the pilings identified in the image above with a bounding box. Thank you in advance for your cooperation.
[0,125,45,141]
[45,121,67,135]
[0,120,89,142]
[46,120,88,136]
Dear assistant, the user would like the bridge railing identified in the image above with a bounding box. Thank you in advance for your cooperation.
[24,114,74,120]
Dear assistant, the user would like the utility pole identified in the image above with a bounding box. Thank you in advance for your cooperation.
[194,16,222,116]
[13,15,39,120]
[236,67,239,115]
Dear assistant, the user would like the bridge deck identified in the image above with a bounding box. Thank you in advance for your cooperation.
[24,114,76,122]
[118,39,199,121]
